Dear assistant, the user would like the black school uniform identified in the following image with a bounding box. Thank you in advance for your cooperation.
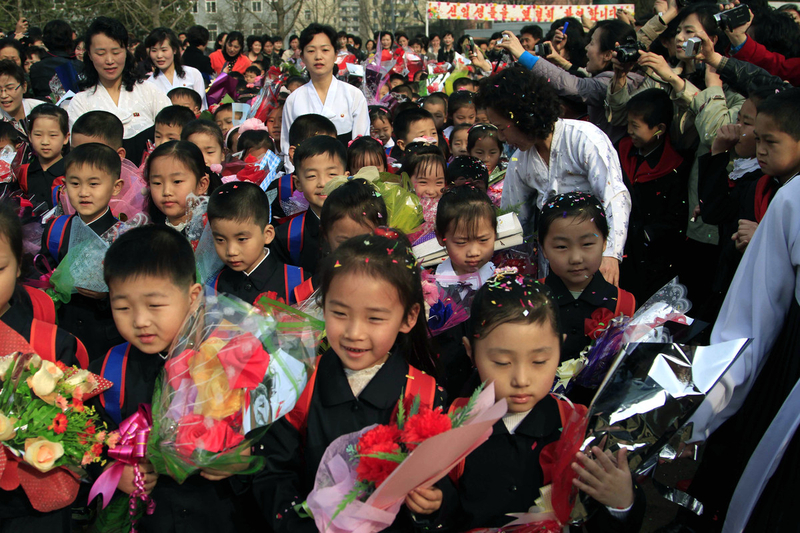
[249,349,446,533]
[213,250,307,305]
[617,136,690,303]
[88,344,247,533]
[271,209,321,274]
[438,394,645,532]
[40,209,124,363]
[23,157,65,210]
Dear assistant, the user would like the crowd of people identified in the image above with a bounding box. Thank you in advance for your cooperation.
[0,0,799,531]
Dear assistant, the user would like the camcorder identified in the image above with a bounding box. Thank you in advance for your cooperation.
[534,42,552,57]
[714,4,750,31]
[614,38,647,64]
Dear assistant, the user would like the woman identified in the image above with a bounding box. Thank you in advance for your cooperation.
[214,32,228,52]
[437,31,455,63]
[427,33,440,61]
[476,66,630,285]
[245,35,263,62]
[67,17,170,160]
[145,27,207,110]
[379,31,393,52]
[281,34,300,63]
[0,60,41,127]
[209,31,252,75]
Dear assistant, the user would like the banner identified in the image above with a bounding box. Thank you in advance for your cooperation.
[427,3,634,22]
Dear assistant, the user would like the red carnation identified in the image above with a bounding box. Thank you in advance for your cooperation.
[71,397,85,413]
[49,413,68,435]
[400,408,452,451]
[584,308,616,340]
[357,424,401,454]
[356,441,402,486]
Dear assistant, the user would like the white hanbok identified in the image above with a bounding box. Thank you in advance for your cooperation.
[146,65,208,110]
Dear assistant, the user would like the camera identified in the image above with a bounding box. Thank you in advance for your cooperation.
[534,42,552,57]
[714,4,750,31]
[681,37,702,57]
[614,39,646,64]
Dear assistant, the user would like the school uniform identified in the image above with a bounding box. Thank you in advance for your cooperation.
[89,343,247,533]
[212,249,307,305]
[18,157,65,210]
[437,393,646,532]
[271,209,321,274]
[249,349,445,533]
[265,171,295,222]
[617,135,690,303]
[147,66,208,110]
[40,209,124,363]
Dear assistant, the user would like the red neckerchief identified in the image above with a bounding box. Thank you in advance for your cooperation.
[754,174,779,222]
[619,135,684,185]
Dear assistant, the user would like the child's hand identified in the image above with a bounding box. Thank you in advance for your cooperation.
[76,288,108,300]
[732,219,758,252]
[572,447,634,510]
[199,446,251,480]
[405,487,443,515]
[711,124,741,155]
[118,462,158,495]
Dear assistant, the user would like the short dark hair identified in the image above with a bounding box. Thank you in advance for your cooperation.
[452,77,477,91]
[299,23,336,51]
[71,111,125,150]
[757,87,800,141]
[0,122,23,147]
[0,39,22,62]
[244,65,261,76]
[236,129,275,157]
[627,88,674,131]
[246,34,263,52]
[448,155,489,188]
[155,105,197,129]
[520,24,543,40]
[320,178,387,239]
[286,75,307,88]
[168,87,203,109]
[400,143,446,183]
[104,225,197,289]
[186,25,210,48]
[347,135,387,172]
[64,142,121,181]
[539,192,609,243]
[28,103,69,135]
[287,113,337,147]
[208,180,271,228]
[42,20,74,52]
[294,135,347,172]
[422,92,448,114]
[0,201,22,267]
[393,107,434,144]
[435,183,496,238]
[181,119,224,150]
[447,90,476,119]
[0,59,25,86]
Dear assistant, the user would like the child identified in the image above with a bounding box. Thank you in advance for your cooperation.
[91,225,248,533]
[271,135,346,273]
[422,92,448,131]
[40,143,125,363]
[251,228,443,533]
[0,121,23,151]
[244,64,261,85]
[154,105,197,146]
[146,140,212,229]
[617,89,690,303]
[70,110,127,160]
[443,91,476,140]
[347,135,387,174]
[400,143,447,201]
[449,123,471,158]
[168,86,203,116]
[437,271,644,531]
[452,78,478,93]
[391,107,438,160]
[0,202,88,532]
[266,100,284,149]
[475,105,489,124]
[320,177,388,253]
[182,119,225,167]
[369,105,394,155]
[18,104,69,209]
[283,112,338,173]
[214,102,234,138]
[236,129,275,161]
[539,193,635,372]
[448,156,489,190]
[467,123,503,175]
[280,23,369,156]
[207,181,308,304]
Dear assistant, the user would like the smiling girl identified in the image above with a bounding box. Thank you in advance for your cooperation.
[145,27,207,111]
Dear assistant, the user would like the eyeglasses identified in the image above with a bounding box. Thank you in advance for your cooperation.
[0,84,21,95]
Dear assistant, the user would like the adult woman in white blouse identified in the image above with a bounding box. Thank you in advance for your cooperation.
[145,27,207,110]
[67,17,170,161]
[475,66,631,285]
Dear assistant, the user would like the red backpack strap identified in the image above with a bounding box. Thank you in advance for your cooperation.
[30,319,58,363]
[293,276,315,304]
[404,366,436,411]
[24,286,56,324]
[285,356,321,436]
[614,288,636,318]
[16,163,29,192]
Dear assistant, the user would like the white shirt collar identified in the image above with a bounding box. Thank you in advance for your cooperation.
[245,248,270,276]
[435,258,495,289]
[86,207,111,226]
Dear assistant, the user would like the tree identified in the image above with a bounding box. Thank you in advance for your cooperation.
[267,0,305,39]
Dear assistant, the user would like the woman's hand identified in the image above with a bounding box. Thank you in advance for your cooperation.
[694,30,724,69]
[705,63,723,88]
[572,447,635,510]
[552,28,568,55]
[638,51,685,93]
[405,487,443,515]
[600,257,620,286]
[495,31,525,60]
[545,42,571,69]
[610,43,634,92]
[200,446,251,480]
[469,45,492,73]
[616,8,635,26]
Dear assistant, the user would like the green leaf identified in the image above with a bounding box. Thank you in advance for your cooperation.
[396,392,406,430]
[360,451,408,463]
[449,382,486,427]
[408,394,421,419]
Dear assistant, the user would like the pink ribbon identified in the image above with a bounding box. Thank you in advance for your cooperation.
[24,254,54,289]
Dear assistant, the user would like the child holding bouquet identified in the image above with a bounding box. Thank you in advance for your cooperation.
[251,228,447,532]
[88,225,247,532]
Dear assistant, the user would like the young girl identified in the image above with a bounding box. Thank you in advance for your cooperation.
[467,123,503,175]
[443,91,476,140]
[369,105,394,155]
[20,104,70,209]
[320,177,388,253]
[539,193,635,381]
[437,270,643,531]
[146,140,213,229]
[449,123,471,158]
[266,100,284,150]
[401,143,447,201]
[145,27,208,111]
[422,92,448,131]
[280,23,369,155]
[251,229,444,533]
[236,129,275,161]
[182,119,225,167]
[448,156,489,190]
[347,135,387,174]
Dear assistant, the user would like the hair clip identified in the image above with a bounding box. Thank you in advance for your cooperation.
[374,227,400,240]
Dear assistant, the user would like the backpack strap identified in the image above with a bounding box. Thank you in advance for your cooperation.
[284,265,304,304]
[51,184,62,209]
[278,173,294,201]
[405,366,437,411]
[447,397,472,485]
[614,288,636,318]
[287,212,306,265]
[16,163,29,192]
[29,319,58,363]
[208,269,222,291]
[99,343,131,426]
[45,215,73,261]
[293,277,316,304]
[285,356,320,435]
[24,286,56,324]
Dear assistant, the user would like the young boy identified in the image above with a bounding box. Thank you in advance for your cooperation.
[422,92,448,131]
[154,105,197,146]
[70,111,128,160]
[168,87,203,116]
[244,65,262,86]
[215,102,234,138]
[41,143,125,362]
[390,107,438,160]
[90,225,248,533]
[208,181,308,304]
[616,89,690,303]
[271,135,347,274]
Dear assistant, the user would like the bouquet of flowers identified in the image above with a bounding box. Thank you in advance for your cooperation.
[420,270,480,337]
[304,383,507,533]
[0,324,113,512]
[148,288,323,483]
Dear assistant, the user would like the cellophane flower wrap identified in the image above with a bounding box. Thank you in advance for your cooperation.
[420,270,480,337]
[304,383,506,533]
[0,323,113,512]
[148,288,323,483]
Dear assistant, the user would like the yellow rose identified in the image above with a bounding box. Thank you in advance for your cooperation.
[24,437,64,472]
[193,361,244,420]
[189,337,228,383]
[0,412,16,441]
[28,360,64,397]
